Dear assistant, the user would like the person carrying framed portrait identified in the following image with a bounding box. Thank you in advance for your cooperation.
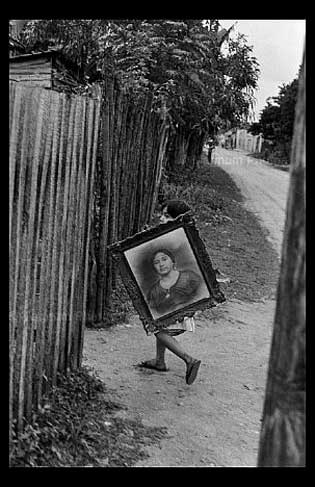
[110,199,226,385]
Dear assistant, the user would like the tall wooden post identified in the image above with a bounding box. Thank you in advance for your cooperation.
[257,47,305,466]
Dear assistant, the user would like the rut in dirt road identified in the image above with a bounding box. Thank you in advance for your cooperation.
[213,148,290,258]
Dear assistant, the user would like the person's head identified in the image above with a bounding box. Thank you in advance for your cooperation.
[160,199,191,223]
[152,248,176,276]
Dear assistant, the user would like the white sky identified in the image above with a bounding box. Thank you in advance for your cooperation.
[219,19,306,121]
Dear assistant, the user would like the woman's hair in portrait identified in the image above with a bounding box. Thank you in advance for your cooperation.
[151,248,176,270]
[161,199,191,219]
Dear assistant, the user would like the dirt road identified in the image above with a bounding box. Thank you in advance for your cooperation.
[82,149,290,467]
[213,148,290,259]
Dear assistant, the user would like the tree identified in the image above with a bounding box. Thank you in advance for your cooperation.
[276,78,299,144]
[249,76,299,163]
[259,100,281,140]
[19,19,260,170]
[20,19,103,82]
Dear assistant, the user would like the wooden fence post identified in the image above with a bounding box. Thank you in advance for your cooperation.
[257,47,305,467]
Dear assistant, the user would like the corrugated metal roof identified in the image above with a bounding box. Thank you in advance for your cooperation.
[9,48,61,62]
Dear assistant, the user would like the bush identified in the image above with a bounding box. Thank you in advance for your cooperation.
[159,166,227,227]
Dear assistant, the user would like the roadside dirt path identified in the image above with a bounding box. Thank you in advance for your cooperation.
[213,148,290,259]
[82,149,290,467]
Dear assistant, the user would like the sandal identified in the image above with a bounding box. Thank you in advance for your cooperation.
[186,360,201,385]
[137,360,169,372]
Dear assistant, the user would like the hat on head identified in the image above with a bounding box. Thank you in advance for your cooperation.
[161,199,191,219]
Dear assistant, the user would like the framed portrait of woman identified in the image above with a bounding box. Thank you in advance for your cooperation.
[109,213,225,334]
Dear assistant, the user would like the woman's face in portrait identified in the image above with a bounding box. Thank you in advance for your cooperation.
[152,252,174,276]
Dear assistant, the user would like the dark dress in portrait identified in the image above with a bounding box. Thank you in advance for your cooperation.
[147,269,201,315]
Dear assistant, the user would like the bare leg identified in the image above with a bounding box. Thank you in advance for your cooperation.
[156,337,167,366]
[156,331,201,384]
[140,331,201,384]
[155,331,194,365]
[139,336,167,370]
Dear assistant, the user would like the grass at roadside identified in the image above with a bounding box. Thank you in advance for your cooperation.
[10,367,168,467]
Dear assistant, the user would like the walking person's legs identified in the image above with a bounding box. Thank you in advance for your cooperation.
[139,330,201,384]
[155,331,192,364]
[156,331,201,385]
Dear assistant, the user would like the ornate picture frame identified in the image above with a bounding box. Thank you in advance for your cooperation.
[109,213,225,334]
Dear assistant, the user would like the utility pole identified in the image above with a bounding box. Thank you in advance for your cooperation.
[257,46,305,466]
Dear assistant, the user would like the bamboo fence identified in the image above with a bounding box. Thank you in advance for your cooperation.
[9,81,101,432]
[87,78,169,324]
[9,74,169,433]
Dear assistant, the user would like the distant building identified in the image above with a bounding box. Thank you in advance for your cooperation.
[236,129,263,153]
[222,128,263,153]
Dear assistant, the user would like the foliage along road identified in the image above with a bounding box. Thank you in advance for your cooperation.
[83,148,290,466]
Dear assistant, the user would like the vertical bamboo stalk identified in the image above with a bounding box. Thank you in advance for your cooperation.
[9,81,23,439]
[78,98,101,367]
[134,95,149,230]
[9,83,23,248]
[115,91,128,242]
[130,95,151,234]
[146,115,162,221]
[55,94,79,375]
[110,85,121,245]
[103,79,118,308]
[23,89,49,420]
[150,121,169,221]
[143,117,155,224]
[124,96,146,237]
[43,91,64,387]
[139,96,154,227]
[11,88,33,429]
[9,81,16,137]
[17,87,45,428]
[119,100,137,239]
[57,97,77,373]
[68,97,87,370]
[62,96,81,371]
[53,93,71,375]
[95,77,114,321]
[108,84,124,292]
[32,90,56,409]
[51,92,70,383]
[116,97,131,240]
